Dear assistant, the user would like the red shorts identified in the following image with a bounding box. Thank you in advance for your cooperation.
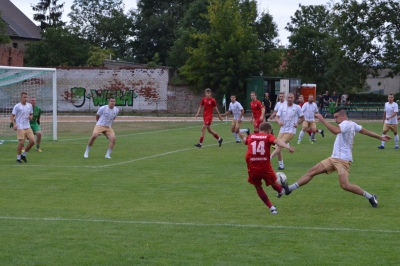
[247,167,277,187]
[253,117,263,130]
[203,117,213,126]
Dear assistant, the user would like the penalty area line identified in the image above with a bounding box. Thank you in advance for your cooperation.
[0,216,399,233]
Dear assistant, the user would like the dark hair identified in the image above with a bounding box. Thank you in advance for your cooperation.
[334,108,346,115]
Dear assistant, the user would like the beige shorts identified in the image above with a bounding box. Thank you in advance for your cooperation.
[321,157,350,176]
[93,125,115,137]
[17,128,34,140]
[302,121,316,130]
[383,123,398,134]
[277,133,295,143]
[231,119,242,129]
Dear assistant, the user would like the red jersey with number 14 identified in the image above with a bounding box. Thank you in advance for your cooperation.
[200,97,216,118]
[245,133,275,170]
[250,100,263,119]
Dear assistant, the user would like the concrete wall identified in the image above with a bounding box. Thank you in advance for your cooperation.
[366,69,400,94]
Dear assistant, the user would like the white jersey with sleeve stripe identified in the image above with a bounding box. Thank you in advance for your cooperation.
[12,102,33,129]
[228,101,244,120]
[96,105,119,127]
[384,102,398,125]
[301,102,318,121]
[277,103,304,134]
[331,120,362,162]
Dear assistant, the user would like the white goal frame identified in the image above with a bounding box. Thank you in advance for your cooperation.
[0,66,57,141]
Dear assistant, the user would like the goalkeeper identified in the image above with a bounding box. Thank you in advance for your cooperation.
[29,97,43,152]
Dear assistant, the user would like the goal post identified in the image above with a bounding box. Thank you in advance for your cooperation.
[0,66,57,142]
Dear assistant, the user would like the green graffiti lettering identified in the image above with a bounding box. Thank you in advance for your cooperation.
[115,90,138,106]
[91,90,108,106]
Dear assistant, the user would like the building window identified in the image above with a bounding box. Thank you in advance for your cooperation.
[13,43,18,48]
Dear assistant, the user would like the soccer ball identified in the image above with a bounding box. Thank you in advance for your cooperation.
[276,172,287,185]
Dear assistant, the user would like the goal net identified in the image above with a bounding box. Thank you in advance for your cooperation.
[0,66,57,143]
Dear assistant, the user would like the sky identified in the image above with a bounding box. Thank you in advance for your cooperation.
[12,0,326,46]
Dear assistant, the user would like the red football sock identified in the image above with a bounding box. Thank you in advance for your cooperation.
[199,137,204,144]
[256,187,272,208]
[307,129,312,136]
[213,134,219,140]
[272,183,283,193]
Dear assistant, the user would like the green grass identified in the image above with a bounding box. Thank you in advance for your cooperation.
[1,120,399,265]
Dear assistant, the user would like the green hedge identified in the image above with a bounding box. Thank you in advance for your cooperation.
[345,93,400,102]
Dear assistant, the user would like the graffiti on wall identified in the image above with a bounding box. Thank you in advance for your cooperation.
[63,87,139,108]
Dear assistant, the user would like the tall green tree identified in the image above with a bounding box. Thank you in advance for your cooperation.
[131,0,193,65]
[31,0,65,29]
[179,0,261,98]
[68,0,132,59]
[0,11,11,45]
[284,4,367,93]
[25,27,90,66]
[332,0,400,77]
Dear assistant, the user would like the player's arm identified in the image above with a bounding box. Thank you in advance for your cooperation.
[315,113,341,135]
[10,114,17,129]
[382,111,386,122]
[214,106,223,121]
[223,110,232,116]
[274,139,295,153]
[386,111,397,121]
[195,105,202,118]
[239,108,244,121]
[260,107,265,121]
[296,115,304,127]
[360,128,391,141]
[270,110,277,120]
[95,114,100,122]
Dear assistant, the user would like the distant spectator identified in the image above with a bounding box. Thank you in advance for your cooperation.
[263,93,272,121]
[345,93,350,106]
[341,93,347,105]
[323,91,330,106]
[318,94,324,116]
[330,91,339,107]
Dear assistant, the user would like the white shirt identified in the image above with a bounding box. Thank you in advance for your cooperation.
[274,101,286,111]
[331,120,362,162]
[228,101,244,120]
[384,102,398,125]
[301,102,318,121]
[277,103,304,134]
[12,103,33,129]
[96,105,119,127]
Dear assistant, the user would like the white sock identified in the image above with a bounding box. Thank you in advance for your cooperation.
[395,135,399,146]
[363,191,372,199]
[298,131,304,141]
[278,160,284,168]
[86,145,91,152]
[22,151,27,156]
[239,129,247,133]
[233,132,240,141]
[381,135,386,146]
[17,154,21,160]
[318,129,322,133]
[106,148,112,156]
[288,182,299,192]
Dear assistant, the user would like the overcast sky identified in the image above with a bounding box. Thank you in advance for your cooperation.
[12,0,328,46]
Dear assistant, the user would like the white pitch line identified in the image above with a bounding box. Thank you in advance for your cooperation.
[3,140,236,168]
[0,216,398,233]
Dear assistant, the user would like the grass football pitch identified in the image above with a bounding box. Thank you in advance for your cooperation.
[0,120,399,265]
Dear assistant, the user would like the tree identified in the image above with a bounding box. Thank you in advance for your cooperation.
[131,0,193,65]
[284,4,367,93]
[0,11,11,45]
[68,0,133,59]
[87,46,115,66]
[332,0,400,77]
[179,0,261,99]
[31,0,65,29]
[25,27,90,67]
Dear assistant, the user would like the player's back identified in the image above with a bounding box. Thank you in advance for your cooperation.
[245,133,275,169]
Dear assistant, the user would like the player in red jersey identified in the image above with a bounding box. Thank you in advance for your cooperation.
[239,122,295,214]
[250,91,265,134]
[194,88,223,147]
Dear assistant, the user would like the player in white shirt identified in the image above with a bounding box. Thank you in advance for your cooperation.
[297,94,319,144]
[10,92,35,163]
[271,93,304,170]
[280,108,391,208]
[378,94,399,149]
[84,97,119,159]
[222,95,250,142]
[269,92,285,121]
